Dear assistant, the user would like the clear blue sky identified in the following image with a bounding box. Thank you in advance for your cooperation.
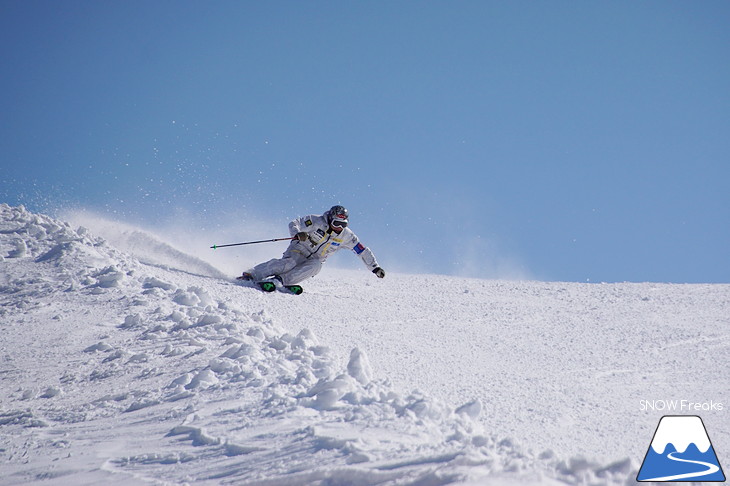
[2,1,729,283]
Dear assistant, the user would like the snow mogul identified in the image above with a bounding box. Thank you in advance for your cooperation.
[239,205,385,293]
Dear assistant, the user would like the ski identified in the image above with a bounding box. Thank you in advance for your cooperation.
[258,281,277,292]
[257,282,303,294]
[235,274,302,295]
[283,285,303,295]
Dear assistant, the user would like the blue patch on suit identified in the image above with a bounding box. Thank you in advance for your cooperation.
[354,243,365,254]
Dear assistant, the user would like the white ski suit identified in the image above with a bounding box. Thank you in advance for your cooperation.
[249,213,380,285]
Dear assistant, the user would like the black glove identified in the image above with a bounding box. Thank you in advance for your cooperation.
[296,232,308,242]
[373,267,385,278]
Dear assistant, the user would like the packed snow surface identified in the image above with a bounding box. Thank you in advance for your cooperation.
[1,204,728,485]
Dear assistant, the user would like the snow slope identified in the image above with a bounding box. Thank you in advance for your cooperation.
[1,204,728,485]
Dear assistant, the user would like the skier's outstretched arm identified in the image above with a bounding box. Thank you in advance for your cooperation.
[347,236,385,278]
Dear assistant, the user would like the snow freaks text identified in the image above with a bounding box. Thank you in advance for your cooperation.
[639,400,724,412]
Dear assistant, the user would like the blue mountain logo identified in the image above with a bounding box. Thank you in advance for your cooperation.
[637,415,725,482]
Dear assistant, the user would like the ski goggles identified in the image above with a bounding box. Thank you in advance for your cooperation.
[331,219,348,228]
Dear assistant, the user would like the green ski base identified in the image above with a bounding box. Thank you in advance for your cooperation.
[284,285,303,295]
[256,281,303,295]
[236,275,302,295]
[258,281,276,292]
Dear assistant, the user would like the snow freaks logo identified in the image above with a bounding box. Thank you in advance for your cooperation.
[637,415,726,482]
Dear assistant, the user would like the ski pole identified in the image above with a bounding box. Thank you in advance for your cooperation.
[210,236,295,250]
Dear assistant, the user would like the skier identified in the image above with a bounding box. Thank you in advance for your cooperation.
[239,205,385,293]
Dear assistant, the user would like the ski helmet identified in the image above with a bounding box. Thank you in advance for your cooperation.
[327,205,349,229]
